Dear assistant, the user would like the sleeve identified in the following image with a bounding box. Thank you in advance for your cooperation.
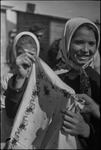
[78,123,96,149]
[0,73,13,109]
[81,67,100,148]
[4,74,28,119]
[83,118,100,149]
[86,66,100,104]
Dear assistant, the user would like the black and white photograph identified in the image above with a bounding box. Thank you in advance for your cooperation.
[0,0,100,149]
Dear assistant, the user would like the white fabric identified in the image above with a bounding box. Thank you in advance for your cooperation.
[2,57,85,149]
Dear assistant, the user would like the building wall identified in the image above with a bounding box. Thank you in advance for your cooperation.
[50,19,66,44]
[1,7,10,76]
[1,9,8,65]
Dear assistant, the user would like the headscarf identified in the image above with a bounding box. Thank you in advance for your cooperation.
[13,31,40,58]
[61,17,100,95]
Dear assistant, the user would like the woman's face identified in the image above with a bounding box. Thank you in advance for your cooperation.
[69,26,96,66]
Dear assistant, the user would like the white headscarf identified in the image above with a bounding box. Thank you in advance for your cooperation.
[13,31,40,58]
[62,17,100,70]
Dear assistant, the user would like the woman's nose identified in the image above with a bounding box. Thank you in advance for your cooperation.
[82,44,89,52]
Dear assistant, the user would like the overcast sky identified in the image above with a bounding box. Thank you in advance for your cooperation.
[1,1,100,23]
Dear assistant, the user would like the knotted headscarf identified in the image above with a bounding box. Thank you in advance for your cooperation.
[61,17,100,95]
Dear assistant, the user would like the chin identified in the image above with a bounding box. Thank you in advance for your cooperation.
[76,60,88,66]
[75,57,89,65]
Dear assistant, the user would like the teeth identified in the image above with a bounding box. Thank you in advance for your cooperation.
[77,55,89,57]
[77,56,87,59]
[80,57,87,59]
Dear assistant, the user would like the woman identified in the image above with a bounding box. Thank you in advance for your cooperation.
[0,32,39,149]
[1,31,85,149]
[58,17,100,149]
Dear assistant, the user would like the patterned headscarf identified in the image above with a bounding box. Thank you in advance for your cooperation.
[61,17,100,95]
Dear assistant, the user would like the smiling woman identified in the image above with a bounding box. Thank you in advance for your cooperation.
[58,17,100,149]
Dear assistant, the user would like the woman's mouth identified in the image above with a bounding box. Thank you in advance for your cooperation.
[76,54,90,60]
[75,54,90,64]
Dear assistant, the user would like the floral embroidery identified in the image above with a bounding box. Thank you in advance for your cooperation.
[44,85,50,96]
[11,138,18,147]
[32,87,38,97]
[19,122,26,130]
[9,86,38,148]
[37,70,44,79]
[26,105,35,114]
[10,129,21,148]
[80,74,91,94]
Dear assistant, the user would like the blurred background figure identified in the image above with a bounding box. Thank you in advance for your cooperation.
[29,23,47,62]
[47,38,61,69]
[6,29,17,69]
[47,38,67,71]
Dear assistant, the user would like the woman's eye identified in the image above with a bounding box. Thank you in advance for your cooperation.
[17,49,24,56]
[89,42,96,46]
[74,40,84,45]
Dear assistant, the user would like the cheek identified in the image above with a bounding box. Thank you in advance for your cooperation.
[16,49,24,56]
[70,44,81,53]
[31,48,37,56]
[33,48,37,53]
[69,45,79,58]
[90,45,96,54]
[26,46,37,54]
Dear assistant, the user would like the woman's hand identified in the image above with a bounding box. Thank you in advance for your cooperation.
[61,109,90,138]
[16,50,36,79]
[76,94,100,119]
[14,50,36,89]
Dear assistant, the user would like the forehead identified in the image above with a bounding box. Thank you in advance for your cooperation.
[17,35,37,45]
[22,43,35,47]
[16,41,37,50]
[21,43,37,51]
[16,43,37,56]
[73,26,95,38]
